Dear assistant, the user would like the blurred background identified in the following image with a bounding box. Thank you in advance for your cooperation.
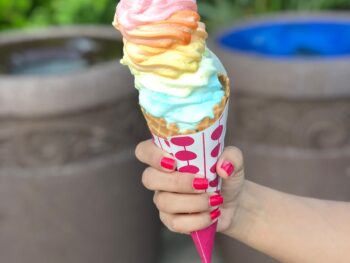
[0,1,349,263]
[1,0,350,31]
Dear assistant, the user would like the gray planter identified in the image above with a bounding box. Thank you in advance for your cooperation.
[211,13,350,263]
[0,26,160,263]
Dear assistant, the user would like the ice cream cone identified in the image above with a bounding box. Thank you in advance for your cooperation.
[146,74,230,263]
[114,1,231,261]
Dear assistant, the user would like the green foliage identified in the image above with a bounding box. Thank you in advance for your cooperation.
[32,0,116,26]
[0,0,31,29]
[198,0,350,30]
[0,0,118,30]
[0,0,349,31]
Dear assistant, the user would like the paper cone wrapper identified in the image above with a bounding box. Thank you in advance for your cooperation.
[151,102,229,263]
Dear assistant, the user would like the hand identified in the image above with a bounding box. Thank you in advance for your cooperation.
[135,139,245,234]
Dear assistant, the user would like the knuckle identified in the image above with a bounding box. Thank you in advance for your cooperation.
[173,176,182,189]
[202,194,212,210]
[134,142,142,160]
[159,212,170,229]
[235,169,245,179]
[225,146,242,157]
[154,193,166,211]
[141,167,153,189]
[153,193,158,206]
[170,218,182,233]
[171,175,185,191]
[225,146,244,166]
[159,212,166,223]
[151,154,161,168]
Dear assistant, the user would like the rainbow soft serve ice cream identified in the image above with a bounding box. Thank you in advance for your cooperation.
[113,0,228,135]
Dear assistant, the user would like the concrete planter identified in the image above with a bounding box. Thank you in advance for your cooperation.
[0,26,160,263]
[211,13,350,263]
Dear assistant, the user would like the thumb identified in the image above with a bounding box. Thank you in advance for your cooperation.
[216,146,244,179]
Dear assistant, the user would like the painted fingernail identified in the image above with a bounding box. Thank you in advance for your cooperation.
[210,208,221,221]
[210,194,224,207]
[193,178,209,190]
[160,157,175,170]
[221,161,234,176]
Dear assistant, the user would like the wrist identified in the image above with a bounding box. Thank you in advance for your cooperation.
[223,181,265,241]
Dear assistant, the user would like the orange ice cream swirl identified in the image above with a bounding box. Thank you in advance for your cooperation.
[113,10,208,78]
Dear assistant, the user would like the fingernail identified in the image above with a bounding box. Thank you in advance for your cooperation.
[221,161,234,176]
[210,194,224,207]
[160,157,175,170]
[210,208,221,221]
[192,178,209,190]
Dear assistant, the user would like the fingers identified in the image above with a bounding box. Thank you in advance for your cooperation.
[135,139,176,172]
[216,146,244,179]
[154,192,223,214]
[142,167,208,194]
[159,210,220,234]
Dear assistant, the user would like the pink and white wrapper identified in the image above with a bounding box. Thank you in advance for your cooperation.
[151,102,229,263]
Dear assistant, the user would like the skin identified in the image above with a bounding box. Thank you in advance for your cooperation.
[135,139,350,263]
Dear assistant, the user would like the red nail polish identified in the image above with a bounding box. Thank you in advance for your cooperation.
[221,161,234,176]
[193,178,209,190]
[210,195,224,207]
[210,208,221,220]
[160,157,175,170]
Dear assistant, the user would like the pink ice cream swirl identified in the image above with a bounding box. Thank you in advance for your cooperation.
[116,0,197,30]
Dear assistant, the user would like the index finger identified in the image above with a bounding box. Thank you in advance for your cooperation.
[135,139,176,172]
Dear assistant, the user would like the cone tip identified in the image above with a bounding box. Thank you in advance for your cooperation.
[191,222,218,263]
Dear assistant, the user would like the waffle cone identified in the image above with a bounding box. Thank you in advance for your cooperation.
[141,74,230,138]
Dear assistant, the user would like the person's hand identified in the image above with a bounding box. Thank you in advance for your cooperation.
[135,139,245,234]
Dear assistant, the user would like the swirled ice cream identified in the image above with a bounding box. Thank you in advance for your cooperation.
[113,0,229,135]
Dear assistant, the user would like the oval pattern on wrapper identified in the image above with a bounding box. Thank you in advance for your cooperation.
[210,163,217,173]
[171,137,194,147]
[209,176,219,187]
[211,125,224,140]
[175,150,197,161]
[211,143,221,157]
[179,165,200,174]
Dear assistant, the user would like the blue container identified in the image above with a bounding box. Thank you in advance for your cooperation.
[218,19,350,58]
[212,14,350,98]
